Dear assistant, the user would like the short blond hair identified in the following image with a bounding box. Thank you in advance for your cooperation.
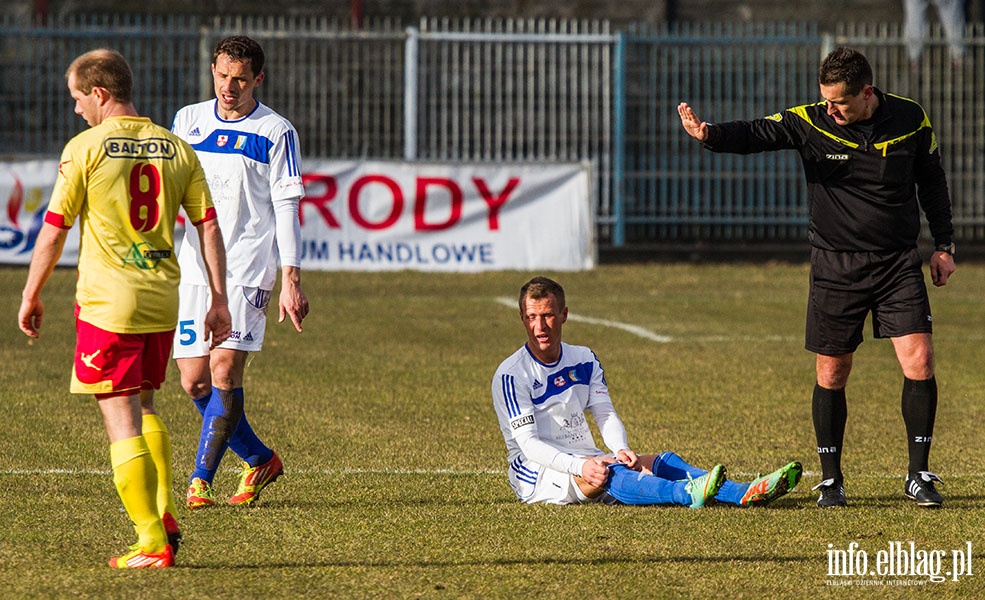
[66,49,133,103]
[518,276,565,312]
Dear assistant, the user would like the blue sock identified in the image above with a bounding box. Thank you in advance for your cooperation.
[225,388,273,468]
[190,387,243,483]
[192,389,272,467]
[651,451,747,506]
[605,464,690,505]
[192,392,210,415]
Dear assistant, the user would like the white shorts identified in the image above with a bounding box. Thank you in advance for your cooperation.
[508,457,593,505]
[173,283,270,358]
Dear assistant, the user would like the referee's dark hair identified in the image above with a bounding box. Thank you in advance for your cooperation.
[818,47,873,96]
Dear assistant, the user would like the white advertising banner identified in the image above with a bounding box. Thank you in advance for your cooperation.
[1,159,595,271]
[299,160,595,271]
[1,160,79,266]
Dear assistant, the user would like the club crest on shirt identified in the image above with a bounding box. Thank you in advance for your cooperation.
[217,135,228,147]
[553,375,566,388]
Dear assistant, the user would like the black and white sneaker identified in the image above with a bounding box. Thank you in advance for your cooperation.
[905,471,944,508]
[812,478,847,508]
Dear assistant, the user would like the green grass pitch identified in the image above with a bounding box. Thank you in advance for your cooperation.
[1,263,984,598]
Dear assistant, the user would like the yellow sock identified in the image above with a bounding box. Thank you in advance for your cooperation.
[110,436,166,552]
[142,414,178,518]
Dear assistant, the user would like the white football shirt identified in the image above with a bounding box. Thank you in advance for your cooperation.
[172,99,304,289]
[491,342,630,480]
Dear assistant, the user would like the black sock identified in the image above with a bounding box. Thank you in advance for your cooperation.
[901,376,937,475]
[812,383,847,482]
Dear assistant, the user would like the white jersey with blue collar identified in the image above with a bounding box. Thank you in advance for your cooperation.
[172,99,304,289]
[492,342,630,481]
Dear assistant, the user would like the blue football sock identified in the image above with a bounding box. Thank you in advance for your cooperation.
[192,389,272,467]
[225,388,273,467]
[651,451,747,506]
[190,387,243,483]
[605,464,689,505]
[192,392,210,415]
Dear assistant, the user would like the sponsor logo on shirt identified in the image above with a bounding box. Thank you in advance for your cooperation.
[510,415,534,430]
[122,242,166,270]
[188,127,201,137]
[532,379,543,390]
[103,137,177,159]
[826,153,850,161]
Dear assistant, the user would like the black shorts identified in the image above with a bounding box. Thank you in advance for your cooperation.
[805,247,932,355]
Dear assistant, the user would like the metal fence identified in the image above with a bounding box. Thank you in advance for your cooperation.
[2,14,984,246]
[616,21,821,244]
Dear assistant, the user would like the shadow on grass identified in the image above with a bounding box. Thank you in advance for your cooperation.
[766,493,985,509]
[846,493,985,509]
[174,553,819,570]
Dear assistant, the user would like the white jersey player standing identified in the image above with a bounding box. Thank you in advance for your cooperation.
[172,35,309,509]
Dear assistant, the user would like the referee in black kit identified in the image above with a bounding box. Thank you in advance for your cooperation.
[677,46,955,509]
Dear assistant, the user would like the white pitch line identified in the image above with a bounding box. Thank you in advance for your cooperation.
[495,296,672,343]
[691,334,800,343]
[5,467,985,479]
[1,468,503,477]
[495,297,802,343]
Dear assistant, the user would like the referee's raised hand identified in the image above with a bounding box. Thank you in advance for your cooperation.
[678,102,709,142]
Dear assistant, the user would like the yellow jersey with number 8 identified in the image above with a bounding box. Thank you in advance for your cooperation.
[46,116,215,333]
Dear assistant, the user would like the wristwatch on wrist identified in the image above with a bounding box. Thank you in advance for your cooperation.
[934,242,956,256]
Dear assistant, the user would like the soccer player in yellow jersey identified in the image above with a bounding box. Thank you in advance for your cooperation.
[17,49,232,568]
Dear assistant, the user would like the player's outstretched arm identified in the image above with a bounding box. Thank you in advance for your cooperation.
[278,265,309,333]
[678,102,709,142]
[18,224,68,338]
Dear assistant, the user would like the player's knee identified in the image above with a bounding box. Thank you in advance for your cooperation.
[210,368,237,390]
[574,475,607,499]
[902,361,934,381]
[182,377,210,399]
[816,355,852,388]
[209,355,243,389]
[899,348,934,380]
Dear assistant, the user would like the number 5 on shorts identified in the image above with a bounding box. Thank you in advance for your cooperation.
[178,319,197,346]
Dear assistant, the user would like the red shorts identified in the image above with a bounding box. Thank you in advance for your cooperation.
[71,316,175,398]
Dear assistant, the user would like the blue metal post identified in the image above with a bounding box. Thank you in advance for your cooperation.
[404,26,419,161]
[612,31,626,247]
